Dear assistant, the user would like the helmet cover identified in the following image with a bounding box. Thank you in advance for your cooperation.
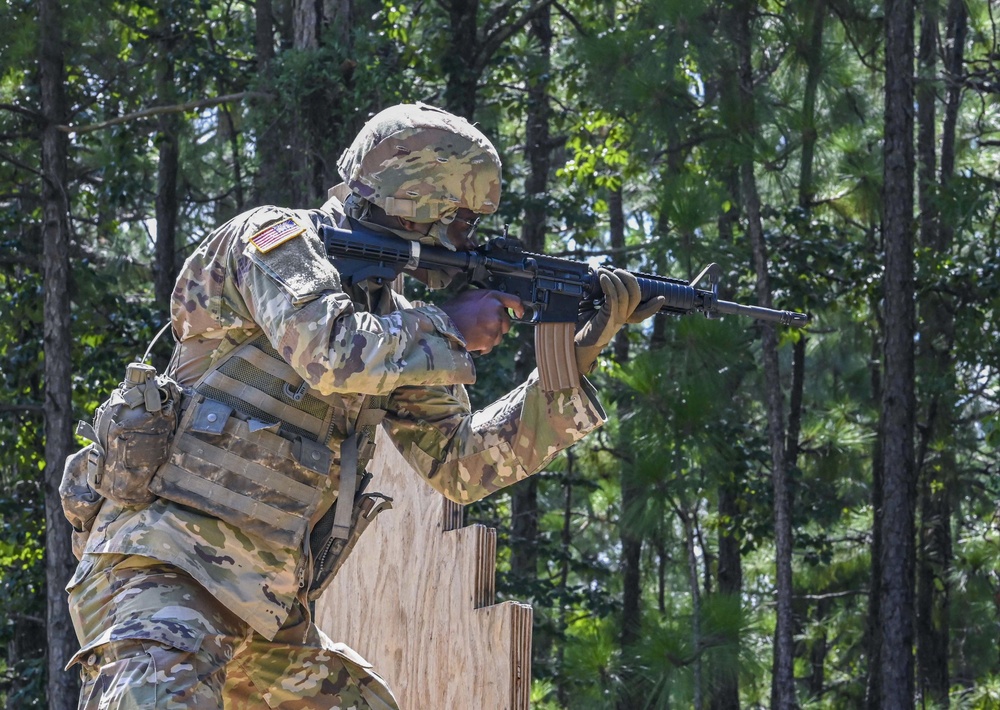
[337,103,502,225]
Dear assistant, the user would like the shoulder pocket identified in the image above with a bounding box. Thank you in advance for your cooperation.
[245,217,342,305]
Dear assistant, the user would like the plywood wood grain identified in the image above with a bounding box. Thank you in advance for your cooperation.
[315,430,532,709]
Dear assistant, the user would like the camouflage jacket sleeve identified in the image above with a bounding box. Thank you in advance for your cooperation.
[206,207,477,395]
[382,373,607,504]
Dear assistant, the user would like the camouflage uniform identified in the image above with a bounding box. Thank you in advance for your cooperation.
[66,135,606,705]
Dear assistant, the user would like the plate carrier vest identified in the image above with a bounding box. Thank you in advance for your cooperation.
[149,331,390,597]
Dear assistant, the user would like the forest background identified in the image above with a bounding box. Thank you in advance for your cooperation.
[1,0,998,708]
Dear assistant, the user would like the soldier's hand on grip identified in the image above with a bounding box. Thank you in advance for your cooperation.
[574,268,665,373]
[440,289,525,355]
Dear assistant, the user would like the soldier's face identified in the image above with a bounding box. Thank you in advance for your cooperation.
[397,208,483,252]
[446,208,482,251]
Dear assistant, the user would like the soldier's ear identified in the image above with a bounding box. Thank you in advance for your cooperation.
[397,217,423,232]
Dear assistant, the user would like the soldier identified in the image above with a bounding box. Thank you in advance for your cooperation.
[65,103,662,708]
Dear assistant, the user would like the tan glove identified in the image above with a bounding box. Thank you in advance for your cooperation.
[574,268,665,373]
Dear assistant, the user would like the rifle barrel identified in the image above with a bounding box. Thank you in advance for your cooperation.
[714,299,811,326]
[632,273,809,326]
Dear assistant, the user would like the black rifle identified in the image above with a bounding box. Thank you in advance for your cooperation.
[321,221,810,327]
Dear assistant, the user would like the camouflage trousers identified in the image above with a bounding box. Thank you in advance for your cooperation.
[66,553,399,710]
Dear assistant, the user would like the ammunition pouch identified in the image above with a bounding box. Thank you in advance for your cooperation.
[61,361,184,557]
[63,331,392,584]
[58,445,104,560]
[74,363,184,507]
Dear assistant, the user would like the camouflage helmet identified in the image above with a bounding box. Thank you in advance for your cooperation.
[336,103,502,226]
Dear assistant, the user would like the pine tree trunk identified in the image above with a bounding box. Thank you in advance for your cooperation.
[39,0,80,705]
[731,2,797,706]
[866,321,885,710]
[679,505,704,710]
[252,0,281,206]
[154,118,179,312]
[795,3,821,693]
[879,0,917,705]
[154,13,180,314]
[290,0,321,204]
[508,478,539,580]
[797,0,826,209]
[807,599,832,698]
[711,479,743,710]
[556,453,574,707]
[713,175,745,710]
[610,184,645,710]
[292,0,320,49]
[443,0,481,117]
[508,0,552,605]
[914,0,966,704]
[914,0,946,702]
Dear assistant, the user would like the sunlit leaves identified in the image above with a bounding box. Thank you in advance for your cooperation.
[559,111,632,191]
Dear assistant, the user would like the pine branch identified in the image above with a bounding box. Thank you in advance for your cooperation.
[0,102,44,122]
[552,2,588,37]
[57,91,272,135]
[477,0,555,75]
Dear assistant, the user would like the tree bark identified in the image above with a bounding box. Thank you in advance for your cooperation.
[866,312,885,710]
[290,0,322,204]
[508,0,552,600]
[797,0,826,209]
[252,0,282,206]
[441,0,554,118]
[914,0,947,701]
[325,0,354,47]
[555,452,575,707]
[292,0,321,49]
[710,91,744,707]
[508,477,539,583]
[879,0,917,705]
[731,2,797,707]
[794,3,821,692]
[610,184,645,710]
[807,598,832,698]
[39,0,80,706]
[443,0,481,118]
[940,0,966,185]
[914,0,966,704]
[710,477,743,710]
[679,504,704,710]
[262,0,350,205]
[154,12,180,314]
[713,158,744,710]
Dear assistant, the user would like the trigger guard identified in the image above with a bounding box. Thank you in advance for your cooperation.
[511,306,540,324]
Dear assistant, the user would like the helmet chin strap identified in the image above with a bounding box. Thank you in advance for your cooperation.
[420,220,458,252]
[343,192,373,222]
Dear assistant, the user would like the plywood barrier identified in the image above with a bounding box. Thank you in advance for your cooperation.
[315,429,533,709]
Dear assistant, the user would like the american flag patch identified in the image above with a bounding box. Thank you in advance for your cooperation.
[249,218,306,253]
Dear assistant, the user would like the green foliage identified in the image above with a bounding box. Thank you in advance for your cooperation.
[0,480,46,705]
[0,256,47,702]
[3,0,1000,705]
[627,592,765,710]
[559,111,633,191]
